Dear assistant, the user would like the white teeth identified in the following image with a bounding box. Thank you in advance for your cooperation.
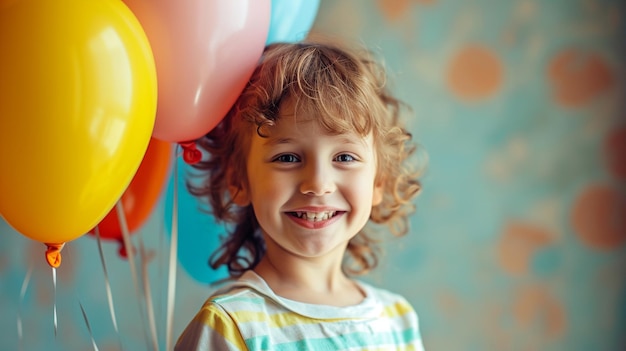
[294,211,336,222]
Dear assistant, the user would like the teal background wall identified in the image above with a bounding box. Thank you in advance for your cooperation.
[1,0,625,350]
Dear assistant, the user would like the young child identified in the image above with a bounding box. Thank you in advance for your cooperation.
[175,40,425,350]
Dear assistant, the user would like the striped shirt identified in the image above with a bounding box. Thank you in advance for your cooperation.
[175,271,424,350]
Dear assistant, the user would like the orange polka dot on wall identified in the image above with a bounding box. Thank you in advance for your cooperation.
[376,0,436,21]
[571,184,626,250]
[604,126,626,180]
[377,0,411,21]
[513,285,567,338]
[548,49,614,107]
[497,220,554,276]
[446,44,503,101]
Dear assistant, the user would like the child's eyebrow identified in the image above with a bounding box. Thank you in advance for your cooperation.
[263,136,366,146]
[263,137,295,146]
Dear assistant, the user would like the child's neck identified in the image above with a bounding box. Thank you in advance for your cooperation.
[253,255,366,307]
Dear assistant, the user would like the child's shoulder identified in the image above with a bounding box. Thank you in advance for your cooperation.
[203,270,273,306]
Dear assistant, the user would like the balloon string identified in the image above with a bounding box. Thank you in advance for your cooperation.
[79,301,100,351]
[165,153,180,351]
[17,263,33,351]
[138,236,159,351]
[116,201,152,349]
[157,198,167,338]
[95,227,124,351]
[52,267,58,338]
[45,242,64,338]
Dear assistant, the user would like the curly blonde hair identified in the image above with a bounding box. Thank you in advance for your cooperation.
[189,40,422,277]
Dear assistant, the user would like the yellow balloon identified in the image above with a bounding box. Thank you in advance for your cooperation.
[0,0,157,244]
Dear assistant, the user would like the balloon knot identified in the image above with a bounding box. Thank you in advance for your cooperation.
[45,243,65,268]
[179,141,202,164]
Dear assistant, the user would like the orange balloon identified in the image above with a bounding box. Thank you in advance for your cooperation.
[90,138,173,255]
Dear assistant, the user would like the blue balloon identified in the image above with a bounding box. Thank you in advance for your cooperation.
[267,0,320,44]
[164,159,228,284]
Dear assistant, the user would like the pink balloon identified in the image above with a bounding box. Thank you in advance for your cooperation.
[123,0,271,142]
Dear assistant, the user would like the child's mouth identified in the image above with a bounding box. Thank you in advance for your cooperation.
[287,211,339,222]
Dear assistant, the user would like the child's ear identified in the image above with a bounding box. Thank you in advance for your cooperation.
[227,167,251,206]
[228,179,250,207]
[372,178,384,206]
[229,183,250,206]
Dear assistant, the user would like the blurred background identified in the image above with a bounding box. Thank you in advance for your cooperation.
[1,0,624,350]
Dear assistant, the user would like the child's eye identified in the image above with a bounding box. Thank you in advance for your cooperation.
[273,154,300,163]
[335,154,356,162]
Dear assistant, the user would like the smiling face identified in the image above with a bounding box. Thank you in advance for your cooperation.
[231,100,383,263]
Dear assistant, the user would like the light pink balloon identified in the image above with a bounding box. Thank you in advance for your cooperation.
[123,0,270,142]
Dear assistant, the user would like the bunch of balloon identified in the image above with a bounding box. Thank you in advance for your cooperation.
[88,138,174,258]
[0,0,157,268]
[266,0,320,44]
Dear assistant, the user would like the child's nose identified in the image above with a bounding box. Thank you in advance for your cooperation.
[299,163,336,196]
